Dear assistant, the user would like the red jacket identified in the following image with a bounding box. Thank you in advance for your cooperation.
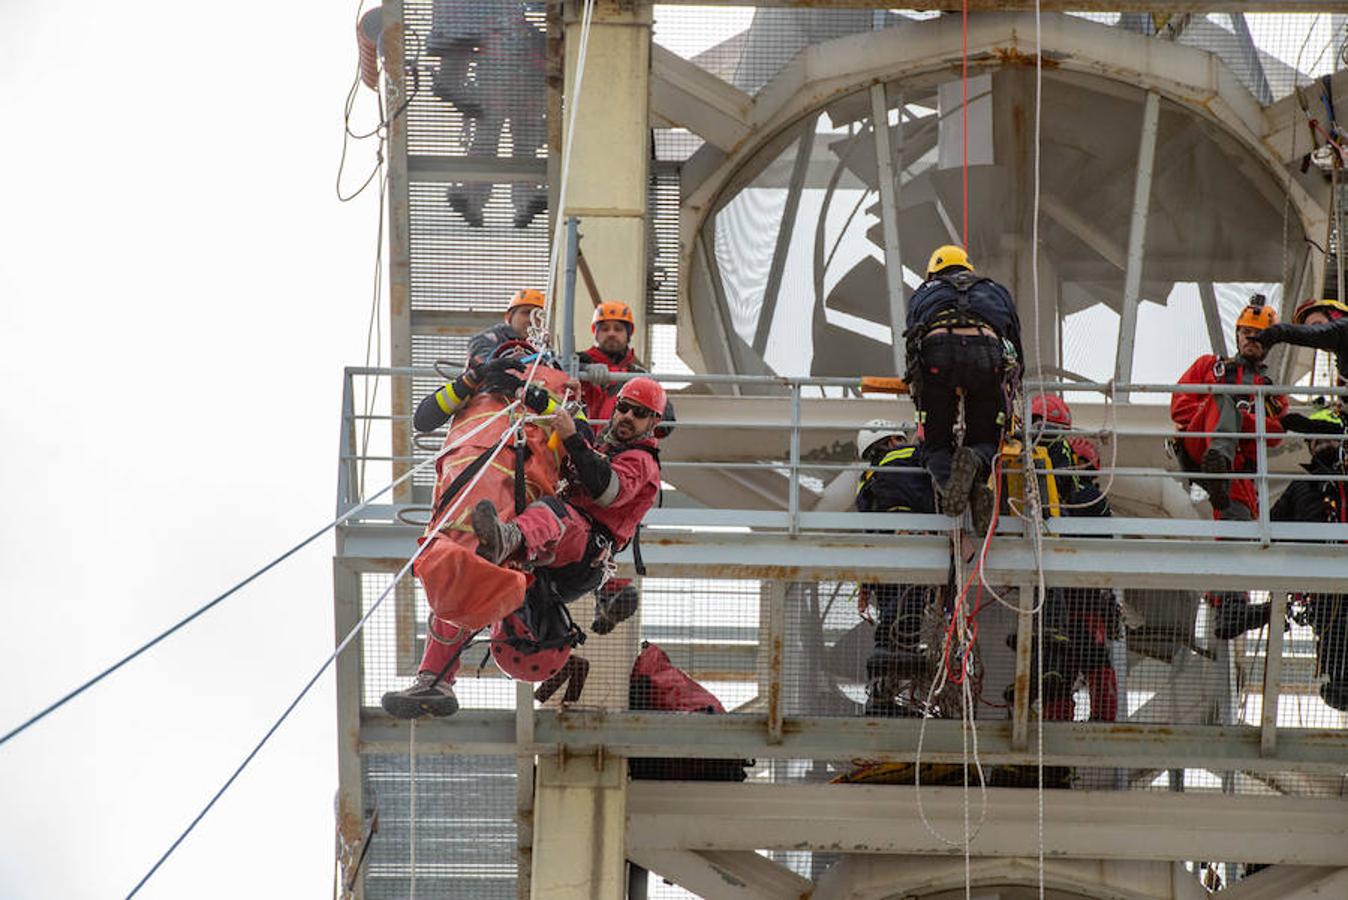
[1170,354,1286,468]
[579,345,645,422]
[566,434,661,547]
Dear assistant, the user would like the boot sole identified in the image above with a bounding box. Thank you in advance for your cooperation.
[942,447,980,518]
[1200,450,1231,509]
[380,691,460,720]
[970,484,995,536]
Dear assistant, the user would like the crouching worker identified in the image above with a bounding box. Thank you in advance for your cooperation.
[1170,295,1287,521]
[473,376,665,588]
[853,419,938,716]
[905,245,1023,534]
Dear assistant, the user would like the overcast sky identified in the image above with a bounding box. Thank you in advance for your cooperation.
[0,2,382,896]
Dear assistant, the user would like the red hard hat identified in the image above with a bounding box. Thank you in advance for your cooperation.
[1030,393,1072,428]
[1069,437,1100,471]
[616,377,666,418]
[490,611,573,683]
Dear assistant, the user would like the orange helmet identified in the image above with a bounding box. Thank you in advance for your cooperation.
[1235,294,1276,333]
[507,289,546,316]
[1293,297,1348,324]
[592,300,635,334]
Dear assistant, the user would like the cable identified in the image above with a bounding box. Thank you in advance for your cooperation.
[0,400,521,751]
[125,411,524,898]
[960,0,969,247]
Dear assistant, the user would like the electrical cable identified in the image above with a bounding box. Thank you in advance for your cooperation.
[125,411,524,898]
[960,0,969,247]
[0,400,521,751]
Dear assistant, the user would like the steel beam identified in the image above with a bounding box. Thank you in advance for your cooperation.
[1198,282,1227,357]
[752,117,816,356]
[626,782,1348,865]
[333,560,367,899]
[406,155,547,184]
[1115,90,1161,393]
[650,43,753,153]
[870,85,906,376]
[627,849,811,900]
[362,711,1348,775]
[1260,589,1290,755]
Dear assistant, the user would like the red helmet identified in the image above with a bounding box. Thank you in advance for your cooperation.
[616,377,666,418]
[491,611,575,683]
[1030,393,1072,428]
[1069,437,1101,471]
[1293,298,1348,324]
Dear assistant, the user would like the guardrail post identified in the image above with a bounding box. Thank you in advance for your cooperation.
[1260,590,1289,756]
[1011,580,1035,751]
[789,384,801,535]
[562,216,580,373]
[766,581,786,745]
[1255,387,1271,546]
[338,369,359,516]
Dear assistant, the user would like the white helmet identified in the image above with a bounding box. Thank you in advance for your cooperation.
[856,419,912,460]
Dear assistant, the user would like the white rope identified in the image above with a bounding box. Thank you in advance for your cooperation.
[409,718,417,900]
[1033,5,1047,892]
[125,405,523,896]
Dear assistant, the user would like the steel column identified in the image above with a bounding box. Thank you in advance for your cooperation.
[333,560,367,899]
[1260,590,1289,755]
[1010,581,1035,751]
[870,84,907,375]
[384,0,413,503]
[752,117,817,356]
[1198,282,1227,357]
[1114,90,1161,396]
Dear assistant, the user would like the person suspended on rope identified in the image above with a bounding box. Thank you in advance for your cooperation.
[1207,406,1348,708]
[1006,394,1121,723]
[852,419,938,717]
[463,289,547,369]
[1170,294,1288,522]
[471,376,665,574]
[1253,297,1348,386]
[904,245,1023,536]
[576,301,675,638]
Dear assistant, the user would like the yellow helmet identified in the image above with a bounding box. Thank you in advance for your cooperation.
[926,245,973,278]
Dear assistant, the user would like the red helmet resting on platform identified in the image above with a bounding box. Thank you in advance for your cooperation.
[491,610,576,683]
[1069,437,1101,471]
[616,377,667,418]
[1030,393,1072,428]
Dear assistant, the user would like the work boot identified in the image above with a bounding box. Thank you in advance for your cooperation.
[970,483,996,537]
[380,671,460,719]
[939,447,982,519]
[592,581,640,635]
[473,500,523,565]
[447,190,485,228]
[513,194,548,230]
[1201,448,1232,511]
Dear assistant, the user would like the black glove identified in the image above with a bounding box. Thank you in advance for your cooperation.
[477,357,525,395]
[1253,324,1285,347]
[523,384,552,414]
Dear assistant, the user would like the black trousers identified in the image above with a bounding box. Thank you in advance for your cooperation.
[914,332,1006,484]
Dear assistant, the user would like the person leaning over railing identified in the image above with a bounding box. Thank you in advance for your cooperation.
[1253,297,1348,386]
[904,245,1023,535]
[1169,294,1288,522]
[1270,406,1348,710]
[852,419,936,718]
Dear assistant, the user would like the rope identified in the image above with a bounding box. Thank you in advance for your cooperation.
[960,0,970,246]
[409,718,418,900]
[0,399,521,751]
[125,412,524,898]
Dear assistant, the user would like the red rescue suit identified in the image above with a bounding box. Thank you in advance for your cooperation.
[1170,354,1286,518]
[578,345,645,422]
[514,432,661,565]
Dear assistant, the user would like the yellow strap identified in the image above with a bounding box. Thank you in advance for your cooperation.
[434,382,464,415]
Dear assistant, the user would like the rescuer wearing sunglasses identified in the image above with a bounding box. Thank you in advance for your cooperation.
[471,376,667,579]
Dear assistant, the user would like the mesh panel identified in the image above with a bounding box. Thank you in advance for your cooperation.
[362,753,518,899]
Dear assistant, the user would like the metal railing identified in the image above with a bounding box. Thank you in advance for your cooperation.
[336,365,1348,546]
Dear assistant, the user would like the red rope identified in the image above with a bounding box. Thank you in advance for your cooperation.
[960,0,970,247]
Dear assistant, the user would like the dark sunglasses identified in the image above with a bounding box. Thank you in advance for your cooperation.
[614,401,655,420]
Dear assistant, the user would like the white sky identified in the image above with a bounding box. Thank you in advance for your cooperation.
[1,2,382,896]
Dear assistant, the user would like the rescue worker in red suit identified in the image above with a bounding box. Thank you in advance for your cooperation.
[1170,295,1287,522]
[471,377,665,580]
[575,301,664,636]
